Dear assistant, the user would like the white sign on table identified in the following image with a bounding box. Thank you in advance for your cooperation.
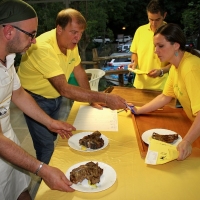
[73,105,118,131]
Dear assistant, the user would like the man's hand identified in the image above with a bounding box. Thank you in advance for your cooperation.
[90,102,104,109]
[39,164,75,192]
[176,139,192,160]
[105,94,126,110]
[90,94,126,110]
[128,62,136,70]
[48,120,76,139]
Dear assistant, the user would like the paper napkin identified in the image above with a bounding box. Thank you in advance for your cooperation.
[128,68,147,75]
[145,138,179,165]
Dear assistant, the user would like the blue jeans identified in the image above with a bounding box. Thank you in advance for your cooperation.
[24,91,62,164]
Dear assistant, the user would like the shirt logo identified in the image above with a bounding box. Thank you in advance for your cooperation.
[0,107,7,116]
[68,58,75,64]
[174,84,183,96]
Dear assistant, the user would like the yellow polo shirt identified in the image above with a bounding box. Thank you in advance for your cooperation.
[18,29,81,98]
[130,23,168,90]
[163,52,200,121]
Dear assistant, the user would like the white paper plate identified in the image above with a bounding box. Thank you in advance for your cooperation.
[142,128,182,146]
[128,68,147,75]
[66,161,116,192]
[68,132,109,152]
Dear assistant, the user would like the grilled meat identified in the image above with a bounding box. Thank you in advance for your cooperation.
[152,132,179,143]
[70,161,103,185]
[79,131,104,149]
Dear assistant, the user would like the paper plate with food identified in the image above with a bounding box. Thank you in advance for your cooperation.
[68,131,109,152]
[142,128,182,146]
[66,161,116,192]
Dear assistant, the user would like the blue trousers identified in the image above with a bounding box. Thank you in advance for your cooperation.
[24,91,62,164]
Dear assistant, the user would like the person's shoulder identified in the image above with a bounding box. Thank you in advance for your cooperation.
[185,51,200,61]
[136,23,150,32]
[32,29,56,50]
[36,29,55,44]
[182,52,200,69]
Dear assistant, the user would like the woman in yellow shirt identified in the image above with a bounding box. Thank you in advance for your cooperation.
[132,23,200,161]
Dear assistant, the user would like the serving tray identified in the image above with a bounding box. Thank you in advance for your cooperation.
[131,106,198,157]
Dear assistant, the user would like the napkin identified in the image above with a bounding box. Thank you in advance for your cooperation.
[128,68,147,75]
[145,138,179,165]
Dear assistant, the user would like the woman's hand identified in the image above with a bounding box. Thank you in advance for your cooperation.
[126,103,140,114]
[176,139,192,160]
[147,69,161,78]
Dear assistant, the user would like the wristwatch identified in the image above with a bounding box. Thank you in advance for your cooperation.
[159,69,164,77]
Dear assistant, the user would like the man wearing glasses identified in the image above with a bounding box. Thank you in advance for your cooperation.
[128,0,171,91]
[0,1,78,199]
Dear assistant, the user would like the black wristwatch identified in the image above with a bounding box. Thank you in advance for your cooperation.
[159,69,164,77]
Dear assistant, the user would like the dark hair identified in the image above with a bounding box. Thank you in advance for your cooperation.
[56,8,86,29]
[154,23,200,57]
[146,0,166,16]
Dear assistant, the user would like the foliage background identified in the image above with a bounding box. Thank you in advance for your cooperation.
[21,0,200,64]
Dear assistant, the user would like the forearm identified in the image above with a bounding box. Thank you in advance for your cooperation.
[49,74,125,110]
[0,126,74,191]
[0,133,62,183]
[162,63,171,74]
[49,74,106,103]
[152,64,171,78]
[128,53,138,69]
[57,82,127,111]
[131,53,138,64]
[73,65,90,89]
[12,87,52,128]
[137,94,172,114]
[0,133,40,174]
[61,84,106,103]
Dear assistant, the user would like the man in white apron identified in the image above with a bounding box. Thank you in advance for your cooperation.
[0,1,76,199]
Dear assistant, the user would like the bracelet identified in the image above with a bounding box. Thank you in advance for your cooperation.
[159,69,164,77]
[183,139,191,145]
[105,93,108,104]
[35,162,44,175]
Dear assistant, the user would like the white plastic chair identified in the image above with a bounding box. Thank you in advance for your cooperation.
[85,69,105,91]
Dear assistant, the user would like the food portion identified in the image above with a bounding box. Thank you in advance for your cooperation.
[70,161,103,185]
[152,132,179,143]
[79,131,104,149]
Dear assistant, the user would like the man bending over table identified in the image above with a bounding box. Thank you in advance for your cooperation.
[18,8,126,164]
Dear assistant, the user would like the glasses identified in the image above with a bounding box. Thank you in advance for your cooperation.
[2,25,37,40]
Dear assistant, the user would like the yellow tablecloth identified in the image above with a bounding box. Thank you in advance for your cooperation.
[35,102,200,200]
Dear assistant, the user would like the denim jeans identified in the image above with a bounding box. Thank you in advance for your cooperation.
[24,91,62,164]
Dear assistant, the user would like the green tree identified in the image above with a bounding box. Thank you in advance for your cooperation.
[181,0,200,38]
[72,0,110,60]
[22,0,200,63]
[30,1,66,36]
[70,0,126,61]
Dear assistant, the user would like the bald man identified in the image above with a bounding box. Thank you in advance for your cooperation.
[0,1,76,199]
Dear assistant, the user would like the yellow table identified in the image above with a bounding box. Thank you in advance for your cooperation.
[35,102,200,200]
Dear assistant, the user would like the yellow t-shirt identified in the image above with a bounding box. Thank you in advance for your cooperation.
[163,52,200,121]
[18,29,81,98]
[130,23,168,90]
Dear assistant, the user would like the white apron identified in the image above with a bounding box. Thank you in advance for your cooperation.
[0,58,31,200]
